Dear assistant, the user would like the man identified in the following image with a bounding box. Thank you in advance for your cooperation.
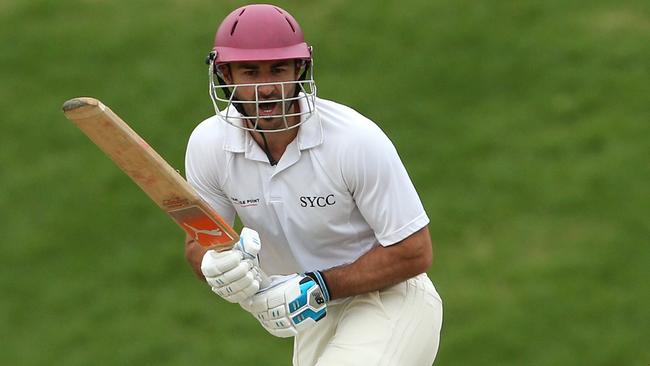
[184,4,443,365]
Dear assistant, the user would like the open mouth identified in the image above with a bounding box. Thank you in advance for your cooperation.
[258,101,278,116]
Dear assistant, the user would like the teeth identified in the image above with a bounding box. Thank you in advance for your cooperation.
[259,103,275,112]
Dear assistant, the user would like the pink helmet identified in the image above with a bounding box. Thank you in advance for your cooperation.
[212,4,311,64]
[207,4,317,133]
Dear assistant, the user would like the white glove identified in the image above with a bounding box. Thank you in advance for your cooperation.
[241,273,328,338]
[201,227,265,303]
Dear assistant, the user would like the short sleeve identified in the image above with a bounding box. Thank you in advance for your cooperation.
[185,124,236,227]
[342,125,429,246]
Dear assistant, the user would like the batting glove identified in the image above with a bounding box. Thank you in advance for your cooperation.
[201,227,265,303]
[241,272,329,338]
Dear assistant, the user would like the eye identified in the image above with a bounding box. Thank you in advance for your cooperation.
[243,70,257,77]
[272,67,288,75]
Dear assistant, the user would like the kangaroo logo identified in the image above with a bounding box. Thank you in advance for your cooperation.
[183,223,223,240]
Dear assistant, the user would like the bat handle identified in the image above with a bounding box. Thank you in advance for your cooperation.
[257,269,272,289]
[234,237,271,289]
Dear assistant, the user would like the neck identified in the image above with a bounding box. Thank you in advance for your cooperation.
[246,103,301,165]
[248,123,299,165]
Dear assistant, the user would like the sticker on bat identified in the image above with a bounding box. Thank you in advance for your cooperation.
[168,205,235,247]
[163,196,191,209]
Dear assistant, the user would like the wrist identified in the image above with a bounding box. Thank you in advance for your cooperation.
[305,270,331,302]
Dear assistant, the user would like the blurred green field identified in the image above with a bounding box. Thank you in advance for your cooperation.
[1,0,648,365]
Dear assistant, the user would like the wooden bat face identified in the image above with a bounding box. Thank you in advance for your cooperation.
[62,97,238,250]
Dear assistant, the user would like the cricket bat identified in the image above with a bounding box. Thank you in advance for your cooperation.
[61,97,239,251]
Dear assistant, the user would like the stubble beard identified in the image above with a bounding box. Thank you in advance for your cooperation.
[241,98,300,131]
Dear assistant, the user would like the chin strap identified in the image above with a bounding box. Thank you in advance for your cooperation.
[255,125,278,166]
[245,101,299,166]
[209,55,312,166]
[256,62,309,166]
[213,62,276,165]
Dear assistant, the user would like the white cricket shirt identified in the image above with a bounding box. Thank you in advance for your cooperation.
[185,96,429,275]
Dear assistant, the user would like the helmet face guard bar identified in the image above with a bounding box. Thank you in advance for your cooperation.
[208,60,317,133]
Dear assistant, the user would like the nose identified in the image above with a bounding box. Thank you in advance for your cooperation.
[257,83,279,100]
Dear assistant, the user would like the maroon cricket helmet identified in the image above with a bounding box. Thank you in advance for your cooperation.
[212,4,312,64]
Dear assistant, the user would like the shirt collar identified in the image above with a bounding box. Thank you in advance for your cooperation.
[222,94,323,154]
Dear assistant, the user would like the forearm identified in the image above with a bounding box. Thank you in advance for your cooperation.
[321,226,433,300]
[185,234,209,280]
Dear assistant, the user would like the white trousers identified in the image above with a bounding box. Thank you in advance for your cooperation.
[292,273,443,366]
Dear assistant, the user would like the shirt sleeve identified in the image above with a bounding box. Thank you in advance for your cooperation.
[342,123,429,246]
[185,124,236,227]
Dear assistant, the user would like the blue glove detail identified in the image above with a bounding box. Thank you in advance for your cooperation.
[292,308,326,324]
[305,270,331,302]
[243,274,328,338]
[288,278,327,323]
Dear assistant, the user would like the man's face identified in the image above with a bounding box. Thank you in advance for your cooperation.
[221,60,300,128]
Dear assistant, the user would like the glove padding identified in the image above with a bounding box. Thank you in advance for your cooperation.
[241,274,327,338]
[201,227,264,303]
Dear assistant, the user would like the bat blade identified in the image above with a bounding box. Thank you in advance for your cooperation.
[62,97,239,250]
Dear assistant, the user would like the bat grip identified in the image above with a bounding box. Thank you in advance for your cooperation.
[235,240,272,289]
[257,269,272,289]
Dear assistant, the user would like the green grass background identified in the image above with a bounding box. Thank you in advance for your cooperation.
[1,0,648,364]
